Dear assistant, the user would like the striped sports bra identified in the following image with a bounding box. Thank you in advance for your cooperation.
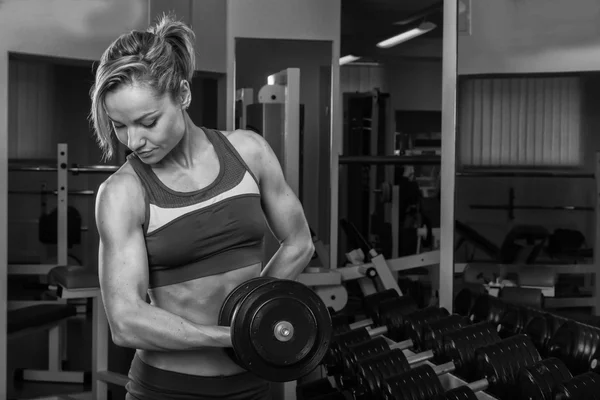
[127,127,266,288]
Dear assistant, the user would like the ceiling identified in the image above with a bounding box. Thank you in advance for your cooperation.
[341,0,444,63]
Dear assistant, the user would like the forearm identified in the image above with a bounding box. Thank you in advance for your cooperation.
[261,240,314,280]
[110,301,230,351]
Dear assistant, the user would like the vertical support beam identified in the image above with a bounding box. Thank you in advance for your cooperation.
[0,49,7,400]
[329,36,341,270]
[368,91,379,243]
[283,68,301,196]
[57,143,68,266]
[92,295,109,400]
[594,152,600,315]
[439,0,458,312]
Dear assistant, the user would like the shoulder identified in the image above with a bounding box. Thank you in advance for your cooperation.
[221,129,267,158]
[95,162,146,224]
[219,129,276,180]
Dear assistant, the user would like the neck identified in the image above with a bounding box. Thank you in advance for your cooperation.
[161,112,207,169]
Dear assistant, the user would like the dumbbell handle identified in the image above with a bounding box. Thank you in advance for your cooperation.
[406,349,435,365]
[425,361,491,393]
[349,318,375,330]
[347,322,415,350]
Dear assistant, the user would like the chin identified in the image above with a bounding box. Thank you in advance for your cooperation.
[138,151,163,164]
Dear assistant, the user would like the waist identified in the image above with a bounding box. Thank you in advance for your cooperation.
[149,244,264,288]
[129,352,272,396]
[137,348,246,377]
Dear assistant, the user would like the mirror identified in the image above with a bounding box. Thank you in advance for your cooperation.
[455,0,600,316]
[234,38,334,262]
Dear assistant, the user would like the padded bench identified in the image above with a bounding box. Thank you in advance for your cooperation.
[8,265,100,393]
[8,304,77,339]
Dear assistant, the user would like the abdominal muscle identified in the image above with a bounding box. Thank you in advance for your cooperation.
[138,263,263,376]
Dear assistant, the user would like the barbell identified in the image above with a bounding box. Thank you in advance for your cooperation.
[217,276,332,382]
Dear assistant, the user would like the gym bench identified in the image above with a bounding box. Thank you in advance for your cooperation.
[9,265,101,400]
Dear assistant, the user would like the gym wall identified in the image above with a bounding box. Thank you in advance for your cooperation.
[459,0,600,75]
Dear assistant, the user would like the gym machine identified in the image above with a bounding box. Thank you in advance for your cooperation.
[6,143,114,398]
[236,68,305,262]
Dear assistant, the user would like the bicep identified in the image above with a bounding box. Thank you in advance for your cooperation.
[96,177,149,320]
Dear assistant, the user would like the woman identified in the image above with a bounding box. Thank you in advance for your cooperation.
[91,12,314,400]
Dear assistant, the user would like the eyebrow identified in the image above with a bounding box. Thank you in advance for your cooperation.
[107,110,158,125]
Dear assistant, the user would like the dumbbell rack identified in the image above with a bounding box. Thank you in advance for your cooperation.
[387,336,497,400]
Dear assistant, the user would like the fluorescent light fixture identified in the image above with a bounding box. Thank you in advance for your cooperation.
[340,54,361,65]
[376,22,437,49]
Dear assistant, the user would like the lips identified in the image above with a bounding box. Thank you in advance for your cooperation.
[138,150,154,158]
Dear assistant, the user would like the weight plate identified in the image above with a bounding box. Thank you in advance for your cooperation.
[548,320,587,374]
[230,279,332,382]
[362,288,399,318]
[454,288,478,317]
[218,276,276,326]
[218,276,277,364]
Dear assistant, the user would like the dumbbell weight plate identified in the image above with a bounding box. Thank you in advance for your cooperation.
[548,320,600,375]
[230,279,333,382]
[518,357,573,400]
[218,277,277,364]
[554,371,600,400]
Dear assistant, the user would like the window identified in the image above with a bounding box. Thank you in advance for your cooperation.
[458,75,582,168]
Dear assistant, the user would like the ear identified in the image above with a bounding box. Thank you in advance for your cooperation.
[179,80,192,109]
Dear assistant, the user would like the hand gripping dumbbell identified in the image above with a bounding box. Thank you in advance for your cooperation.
[342,321,502,398]
[325,306,450,376]
[553,371,600,399]
[377,334,542,400]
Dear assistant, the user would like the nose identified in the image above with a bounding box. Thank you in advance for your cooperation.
[127,127,146,152]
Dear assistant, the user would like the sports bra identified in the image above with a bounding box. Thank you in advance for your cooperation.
[127,127,266,288]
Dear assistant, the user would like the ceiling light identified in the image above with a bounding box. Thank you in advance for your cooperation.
[376,22,437,49]
[340,55,361,65]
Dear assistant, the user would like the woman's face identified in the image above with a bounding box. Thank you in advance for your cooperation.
[104,82,188,164]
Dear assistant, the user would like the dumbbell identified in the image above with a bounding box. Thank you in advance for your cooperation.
[335,314,470,381]
[332,292,419,336]
[341,321,501,397]
[376,334,542,400]
[325,306,449,375]
[420,314,471,353]
[553,371,600,399]
[435,357,572,400]
[547,320,600,375]
[523,311,567,356]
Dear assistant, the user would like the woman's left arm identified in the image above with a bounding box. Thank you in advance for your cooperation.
[251,132,314,280]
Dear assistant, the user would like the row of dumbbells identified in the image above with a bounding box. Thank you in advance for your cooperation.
[297,289,600,400]
[456,287,600,376]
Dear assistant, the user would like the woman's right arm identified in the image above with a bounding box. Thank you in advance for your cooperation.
[95,172,231,351]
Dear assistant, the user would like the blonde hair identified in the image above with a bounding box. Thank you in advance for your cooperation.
[89,12,196,160]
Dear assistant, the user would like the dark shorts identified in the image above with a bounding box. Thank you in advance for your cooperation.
[125,354,272,400]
